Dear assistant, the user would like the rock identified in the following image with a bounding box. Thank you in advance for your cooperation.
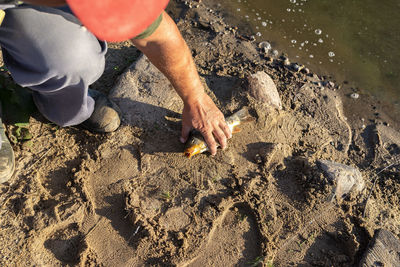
[302,67,310,74]
[271,49,279,57]
[247,71,282,110]
[317,160,365,201]
[359,229,400,267]
[282,57,290,66]
[258,41,272,53]
[109,55,183,128]
[350,93,360,99]
[291,63,304,72]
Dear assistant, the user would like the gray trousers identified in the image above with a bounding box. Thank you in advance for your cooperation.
[0,4,107,126]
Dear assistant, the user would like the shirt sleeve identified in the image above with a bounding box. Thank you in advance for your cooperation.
[133,13,163,40]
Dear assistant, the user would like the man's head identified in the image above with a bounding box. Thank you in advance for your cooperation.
[66,0,169,42]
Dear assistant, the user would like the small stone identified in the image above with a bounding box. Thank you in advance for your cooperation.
[317,160,365,201]
[350,93,359,99]
[283,57,290,66]
[292,63,303,72]
[258,41,272,53]
[247,71,282,110]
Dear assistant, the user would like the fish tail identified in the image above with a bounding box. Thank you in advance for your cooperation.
[235,107,255,123]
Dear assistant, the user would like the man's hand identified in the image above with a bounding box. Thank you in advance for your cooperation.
[131,12,232,155]
[181,92,231,155]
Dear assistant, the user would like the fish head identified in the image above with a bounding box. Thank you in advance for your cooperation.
[184,145,203,158]
[184,136,208,158]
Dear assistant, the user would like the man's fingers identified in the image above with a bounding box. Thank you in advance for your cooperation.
[180,124,192,143]
[213,126,227,150]
[220,121,232,139]
[202,130,218,155]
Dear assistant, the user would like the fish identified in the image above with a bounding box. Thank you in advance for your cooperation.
[184,107,254,158]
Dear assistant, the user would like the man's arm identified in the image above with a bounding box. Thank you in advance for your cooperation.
[131,11,231,155]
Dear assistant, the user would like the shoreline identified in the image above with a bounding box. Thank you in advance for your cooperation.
[202,0,400,132]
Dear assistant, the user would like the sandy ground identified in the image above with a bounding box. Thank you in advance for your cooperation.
[0,1,399,266]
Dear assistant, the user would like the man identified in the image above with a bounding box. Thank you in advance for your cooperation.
[0,0,232,183]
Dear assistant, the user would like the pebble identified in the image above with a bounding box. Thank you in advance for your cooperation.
[271,50,279,57]
[282,57,290,66]
[258,41,272,53]
[302,67,310,74]
[350,93,360,99]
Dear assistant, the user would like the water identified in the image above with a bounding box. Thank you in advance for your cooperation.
[208,0,400,120]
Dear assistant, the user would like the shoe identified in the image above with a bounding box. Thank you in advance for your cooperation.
[0,104,15,184]
[81,89,121,133]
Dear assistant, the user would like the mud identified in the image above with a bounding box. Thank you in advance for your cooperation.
[0,0,399,266]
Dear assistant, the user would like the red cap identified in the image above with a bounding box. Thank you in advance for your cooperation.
[66,0,170,42]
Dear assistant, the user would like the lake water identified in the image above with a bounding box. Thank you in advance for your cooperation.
[206,0,400,120]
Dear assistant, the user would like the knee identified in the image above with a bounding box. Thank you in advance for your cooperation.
[49,29,106,85]
[2,6,106,86]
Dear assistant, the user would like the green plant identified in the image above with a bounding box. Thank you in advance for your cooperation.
[161,191,172,201]
[247,256,264,267]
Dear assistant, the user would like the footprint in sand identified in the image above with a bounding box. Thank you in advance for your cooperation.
[180,202,263,267]
[32,223,87,265]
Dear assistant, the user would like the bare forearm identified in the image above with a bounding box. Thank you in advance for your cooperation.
[131,12,204,104]
[131,11,231,154]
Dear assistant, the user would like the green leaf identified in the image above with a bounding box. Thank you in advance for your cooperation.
[0,75,36,125]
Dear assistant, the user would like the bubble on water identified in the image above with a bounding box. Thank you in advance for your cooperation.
[282,19,286,22]
[290,0,296,3]
[245,15,249,18]
[291,39,297,44]
[237,8,241,11]
[301,42,305,47]
[262,21,267,27]
[256,13,259,16]
[315,29,322,35]
[304,24,307,27]
[309,54,314,58]
[256,32,262,37]
[329,59,334,62]
[287,8,291,12]
[258,17,261,20]
[328,51,335,57]
[305,40,309,44]
[318,38,323,43]
[256,26,259,29]
[299,9,303,12]
[313,43,317,46]
[299,47,302,50]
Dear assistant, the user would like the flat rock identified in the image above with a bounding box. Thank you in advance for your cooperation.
[359,229,400,267]
[317,160,365,200]
[109,54,183,128]
[247,71,282,110]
